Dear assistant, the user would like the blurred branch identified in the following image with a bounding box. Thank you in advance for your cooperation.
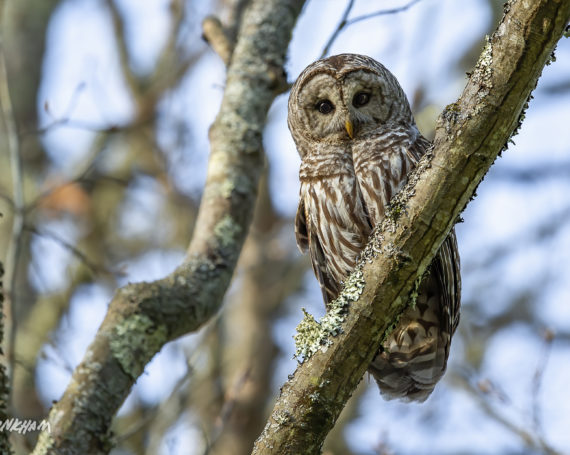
[224,0,250,42]
[320,0,354,57]
[454,368,561,455]
[0,263,13,454]
[105,0,142,98]
[0,21,25,400]
[321,0,422,57]
[31,0,305,453]
[490,162,570,182]
[23,225,110,277]
[322,380,365,455]
[463,205,570,274]
[202,0,258,65]
[531,328,555,446]
[116,358,193,450]
[202,16,233,65]
[253,1,570,453]
[204,175,308,455]
[147,0,204,101]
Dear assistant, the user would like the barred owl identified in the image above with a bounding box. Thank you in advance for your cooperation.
[288,54,461,401]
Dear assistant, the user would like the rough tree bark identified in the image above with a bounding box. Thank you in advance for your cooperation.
[0,262,11,454]
[30,0,305,453]
[252,1,570,454]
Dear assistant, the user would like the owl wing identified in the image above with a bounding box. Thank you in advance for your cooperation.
[434,229,461,337]
[295,198,309,253]
[295,197,340,304]
[354,129,461,401]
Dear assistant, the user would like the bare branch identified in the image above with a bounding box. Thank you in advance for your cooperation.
[105,0,142,98]
[531,328,555,445]
[0,262,11,453]
[202,16,234,66]
[320,0,355,57]
[455,370,562,455]
[0,18,25,405]
[321,0,422,57]
[252,1,570,453]
[30,0,305,453]
[23,225,111,278]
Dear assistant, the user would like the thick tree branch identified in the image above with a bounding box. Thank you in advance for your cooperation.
[30,0,305,453]
[0,263,12,454]
[252,1,570,453]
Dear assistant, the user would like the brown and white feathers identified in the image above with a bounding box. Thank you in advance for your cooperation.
[288,53,461,402]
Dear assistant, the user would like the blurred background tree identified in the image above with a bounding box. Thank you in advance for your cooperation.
[0,0,568,454]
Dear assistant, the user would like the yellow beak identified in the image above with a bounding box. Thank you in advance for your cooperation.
[345,119,354,139]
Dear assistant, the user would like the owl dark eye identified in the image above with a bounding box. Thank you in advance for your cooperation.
[353,92,370,107]
[316,99,334,114]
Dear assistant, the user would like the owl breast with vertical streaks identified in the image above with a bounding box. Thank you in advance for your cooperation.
[288,53,461,401]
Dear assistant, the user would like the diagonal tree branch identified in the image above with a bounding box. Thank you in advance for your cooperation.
[252,1,570,453]
[30,0,305,453]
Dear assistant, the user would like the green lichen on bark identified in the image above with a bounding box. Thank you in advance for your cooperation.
[0,263,13,454]
[293,270,365,361]
[477,35,494,83]
[255,3,570,453]
[213,214,243,248]
[110,314,167,378]
[31,431,55,455]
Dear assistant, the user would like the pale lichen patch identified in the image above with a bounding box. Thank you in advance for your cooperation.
[220,179,235,198]
[476,35,494,85]
[272,410,291,426]
[408,273,424,309]
[293,270,365,361]
[110,314,167,378]
[214,214,242,247]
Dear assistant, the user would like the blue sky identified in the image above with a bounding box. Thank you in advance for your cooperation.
[30,0,570,453]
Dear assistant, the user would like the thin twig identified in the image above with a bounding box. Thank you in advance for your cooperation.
[0,22,25,403]
[491,162,570,182]
[23,225,110,277]
[23,118,125,136]
[116,320,220,448]
[531,328,555,443]
[321,0,423,57]
[320,0,355,57]
[22,131,121,216]
[455,370,562,455]
[148,0,194,90]
[105,0,141,98]
[462,205,570,273]
[347,0,422,25]
[42,81,86,125]
[203,367,252,455]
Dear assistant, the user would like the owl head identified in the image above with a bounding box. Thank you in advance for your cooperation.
[288,53,414,157]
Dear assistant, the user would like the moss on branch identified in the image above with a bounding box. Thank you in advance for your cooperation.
[252,1,570,454]
[31,1,306,454]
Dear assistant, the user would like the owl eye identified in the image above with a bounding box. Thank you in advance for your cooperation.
[352,92,370,107]
[316,99,334,114]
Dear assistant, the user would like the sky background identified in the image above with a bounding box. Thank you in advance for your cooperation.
[25,0,570,453]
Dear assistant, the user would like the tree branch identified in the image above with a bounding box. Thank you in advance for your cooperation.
[0,262,12,454]
[30,0,305,453]
[321,0,422,57]
[0,14,25,407]
[202,15,234,65]
[252,1,570,453]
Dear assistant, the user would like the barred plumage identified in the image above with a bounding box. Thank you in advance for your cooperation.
[288,54,461,401]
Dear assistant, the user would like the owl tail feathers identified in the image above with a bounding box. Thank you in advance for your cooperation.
[367,325,449,402]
